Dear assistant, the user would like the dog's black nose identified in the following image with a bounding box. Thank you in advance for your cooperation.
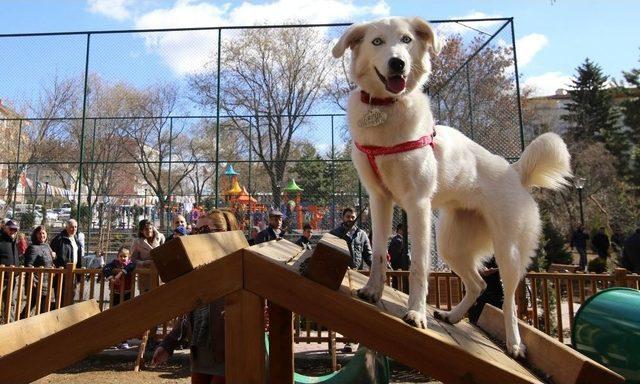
[388,57,405,73]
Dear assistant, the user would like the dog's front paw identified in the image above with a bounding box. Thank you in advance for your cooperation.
[507,342,527,359]
[357,284,383,303]
[403,310,427,329]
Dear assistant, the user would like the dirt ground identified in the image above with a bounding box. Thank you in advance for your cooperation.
[33,349,437,384]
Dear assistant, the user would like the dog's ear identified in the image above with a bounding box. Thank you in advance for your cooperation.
[410,17,441,55]
[332,23,368,58]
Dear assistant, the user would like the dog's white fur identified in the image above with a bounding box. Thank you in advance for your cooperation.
[333,17,571,357]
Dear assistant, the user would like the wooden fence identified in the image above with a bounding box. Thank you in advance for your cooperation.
[1,264,638,348]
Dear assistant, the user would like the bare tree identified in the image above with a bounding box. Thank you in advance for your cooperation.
[191,26,333,208]
[2,75,78,211]
[119,83,196,230]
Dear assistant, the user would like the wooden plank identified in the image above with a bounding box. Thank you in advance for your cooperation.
[225,289,265,384]
[0,253,243,384]
[0,300,100,357]
[243,249,541,384]
[151,230,249,282]
[268,302,294,384]
[349,269,534,377]
[477,304,625,384]
[304,234,351,290]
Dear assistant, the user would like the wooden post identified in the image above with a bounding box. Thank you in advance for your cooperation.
[225,289,265,384]
[63,263,75,307]
[268,302,294,384]
[614,268,627,288]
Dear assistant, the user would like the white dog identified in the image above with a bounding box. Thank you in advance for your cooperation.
[332,17,571,357]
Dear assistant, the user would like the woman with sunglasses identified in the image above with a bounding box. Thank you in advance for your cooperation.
[152,209,238,384]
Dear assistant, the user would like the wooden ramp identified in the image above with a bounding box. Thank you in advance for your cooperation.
[0,232,624,384]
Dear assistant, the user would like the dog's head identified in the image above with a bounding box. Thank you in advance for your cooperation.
[332,17,440,97]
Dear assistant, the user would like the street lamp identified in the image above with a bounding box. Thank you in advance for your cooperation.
[574,177,586,227]
[42,175,50,225]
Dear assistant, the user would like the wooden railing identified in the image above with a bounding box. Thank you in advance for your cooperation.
[2,264,638,347]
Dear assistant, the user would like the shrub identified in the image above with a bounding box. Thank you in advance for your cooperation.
[542,220,573,266]
[588,257,607,273]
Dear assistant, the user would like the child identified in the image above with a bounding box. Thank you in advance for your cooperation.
[103,246,136,306]
[103,246,136,349]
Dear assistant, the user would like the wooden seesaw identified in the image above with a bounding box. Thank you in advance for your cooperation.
[0,231,624,384]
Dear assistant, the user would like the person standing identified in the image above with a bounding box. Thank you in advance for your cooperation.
[152,209,236,384]
[388,223,410,291]
[622,228,640,274]
[570,225,590,271]
[329,207,372,270]
[166,214,187,242]
[591,227,610,260]
[50,219,82,306]
[130,219,165,291]
[255,209,283,244]
[0,220,20,322]
[295,223,313,250]
[22,225,55,316]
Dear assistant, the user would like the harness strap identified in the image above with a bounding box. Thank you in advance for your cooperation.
[355,132,436,181]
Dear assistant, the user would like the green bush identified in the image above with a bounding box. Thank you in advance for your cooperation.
[588,257,607,273]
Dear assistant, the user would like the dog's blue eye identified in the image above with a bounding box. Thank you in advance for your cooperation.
[401,35,412,44]
[372,37,384,46]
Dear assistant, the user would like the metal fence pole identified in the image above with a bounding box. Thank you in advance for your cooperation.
[167,117,173,233]
[12,119,23,215]
[465,65,475,140]
[331,115,336,228]
[214,28,222,208]
[76,33,92,224]
[85,118,97,254]
[248,115,252,229]
[509,18,525,151]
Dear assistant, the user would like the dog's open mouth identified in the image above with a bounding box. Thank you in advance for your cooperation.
[375,67,406,94]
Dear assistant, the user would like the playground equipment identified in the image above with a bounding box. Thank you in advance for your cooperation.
[283,178,304,230]
[571,287,640,383]
[0,233,625,384]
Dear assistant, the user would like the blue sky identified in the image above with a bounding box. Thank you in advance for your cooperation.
[1,0,639,101]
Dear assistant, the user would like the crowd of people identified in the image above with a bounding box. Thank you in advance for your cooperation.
[570,224,640,273]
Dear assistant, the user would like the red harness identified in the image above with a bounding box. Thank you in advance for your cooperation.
[355,132,436,181]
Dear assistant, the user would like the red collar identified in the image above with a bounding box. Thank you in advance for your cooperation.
[360,90,397,106]
[355,132,436,181]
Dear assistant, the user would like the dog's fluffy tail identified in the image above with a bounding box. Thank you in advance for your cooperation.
[512,132,572,190]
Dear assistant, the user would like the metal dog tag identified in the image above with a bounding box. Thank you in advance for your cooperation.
[358,108,387,128]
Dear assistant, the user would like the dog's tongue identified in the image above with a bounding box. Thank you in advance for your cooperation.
[386,76,406,94]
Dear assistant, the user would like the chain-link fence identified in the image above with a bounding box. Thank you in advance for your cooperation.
[0,18,523,257]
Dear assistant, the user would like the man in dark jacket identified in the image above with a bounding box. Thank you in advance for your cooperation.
[622,228,640,273]
[388,223,410,292]
[255,209,283,244]
[0,219,20,322]
[591,227,610,260]
[0,219,19,266]
[570,225,590,271]
[295,223,313,250]
[50,219,82,269]
[330,207,372,270]
[50,219,82,306]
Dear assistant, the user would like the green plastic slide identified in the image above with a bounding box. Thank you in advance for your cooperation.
[265,333,390,384]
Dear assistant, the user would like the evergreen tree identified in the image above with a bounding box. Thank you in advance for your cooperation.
[290,142,331,206]
[562,58,629,175]
[621,61,640,185]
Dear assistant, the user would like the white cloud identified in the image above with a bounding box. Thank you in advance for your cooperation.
[129,0,390,76]
[524,72,572,97]
[516,33,548,67]
[87,0,134,21]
